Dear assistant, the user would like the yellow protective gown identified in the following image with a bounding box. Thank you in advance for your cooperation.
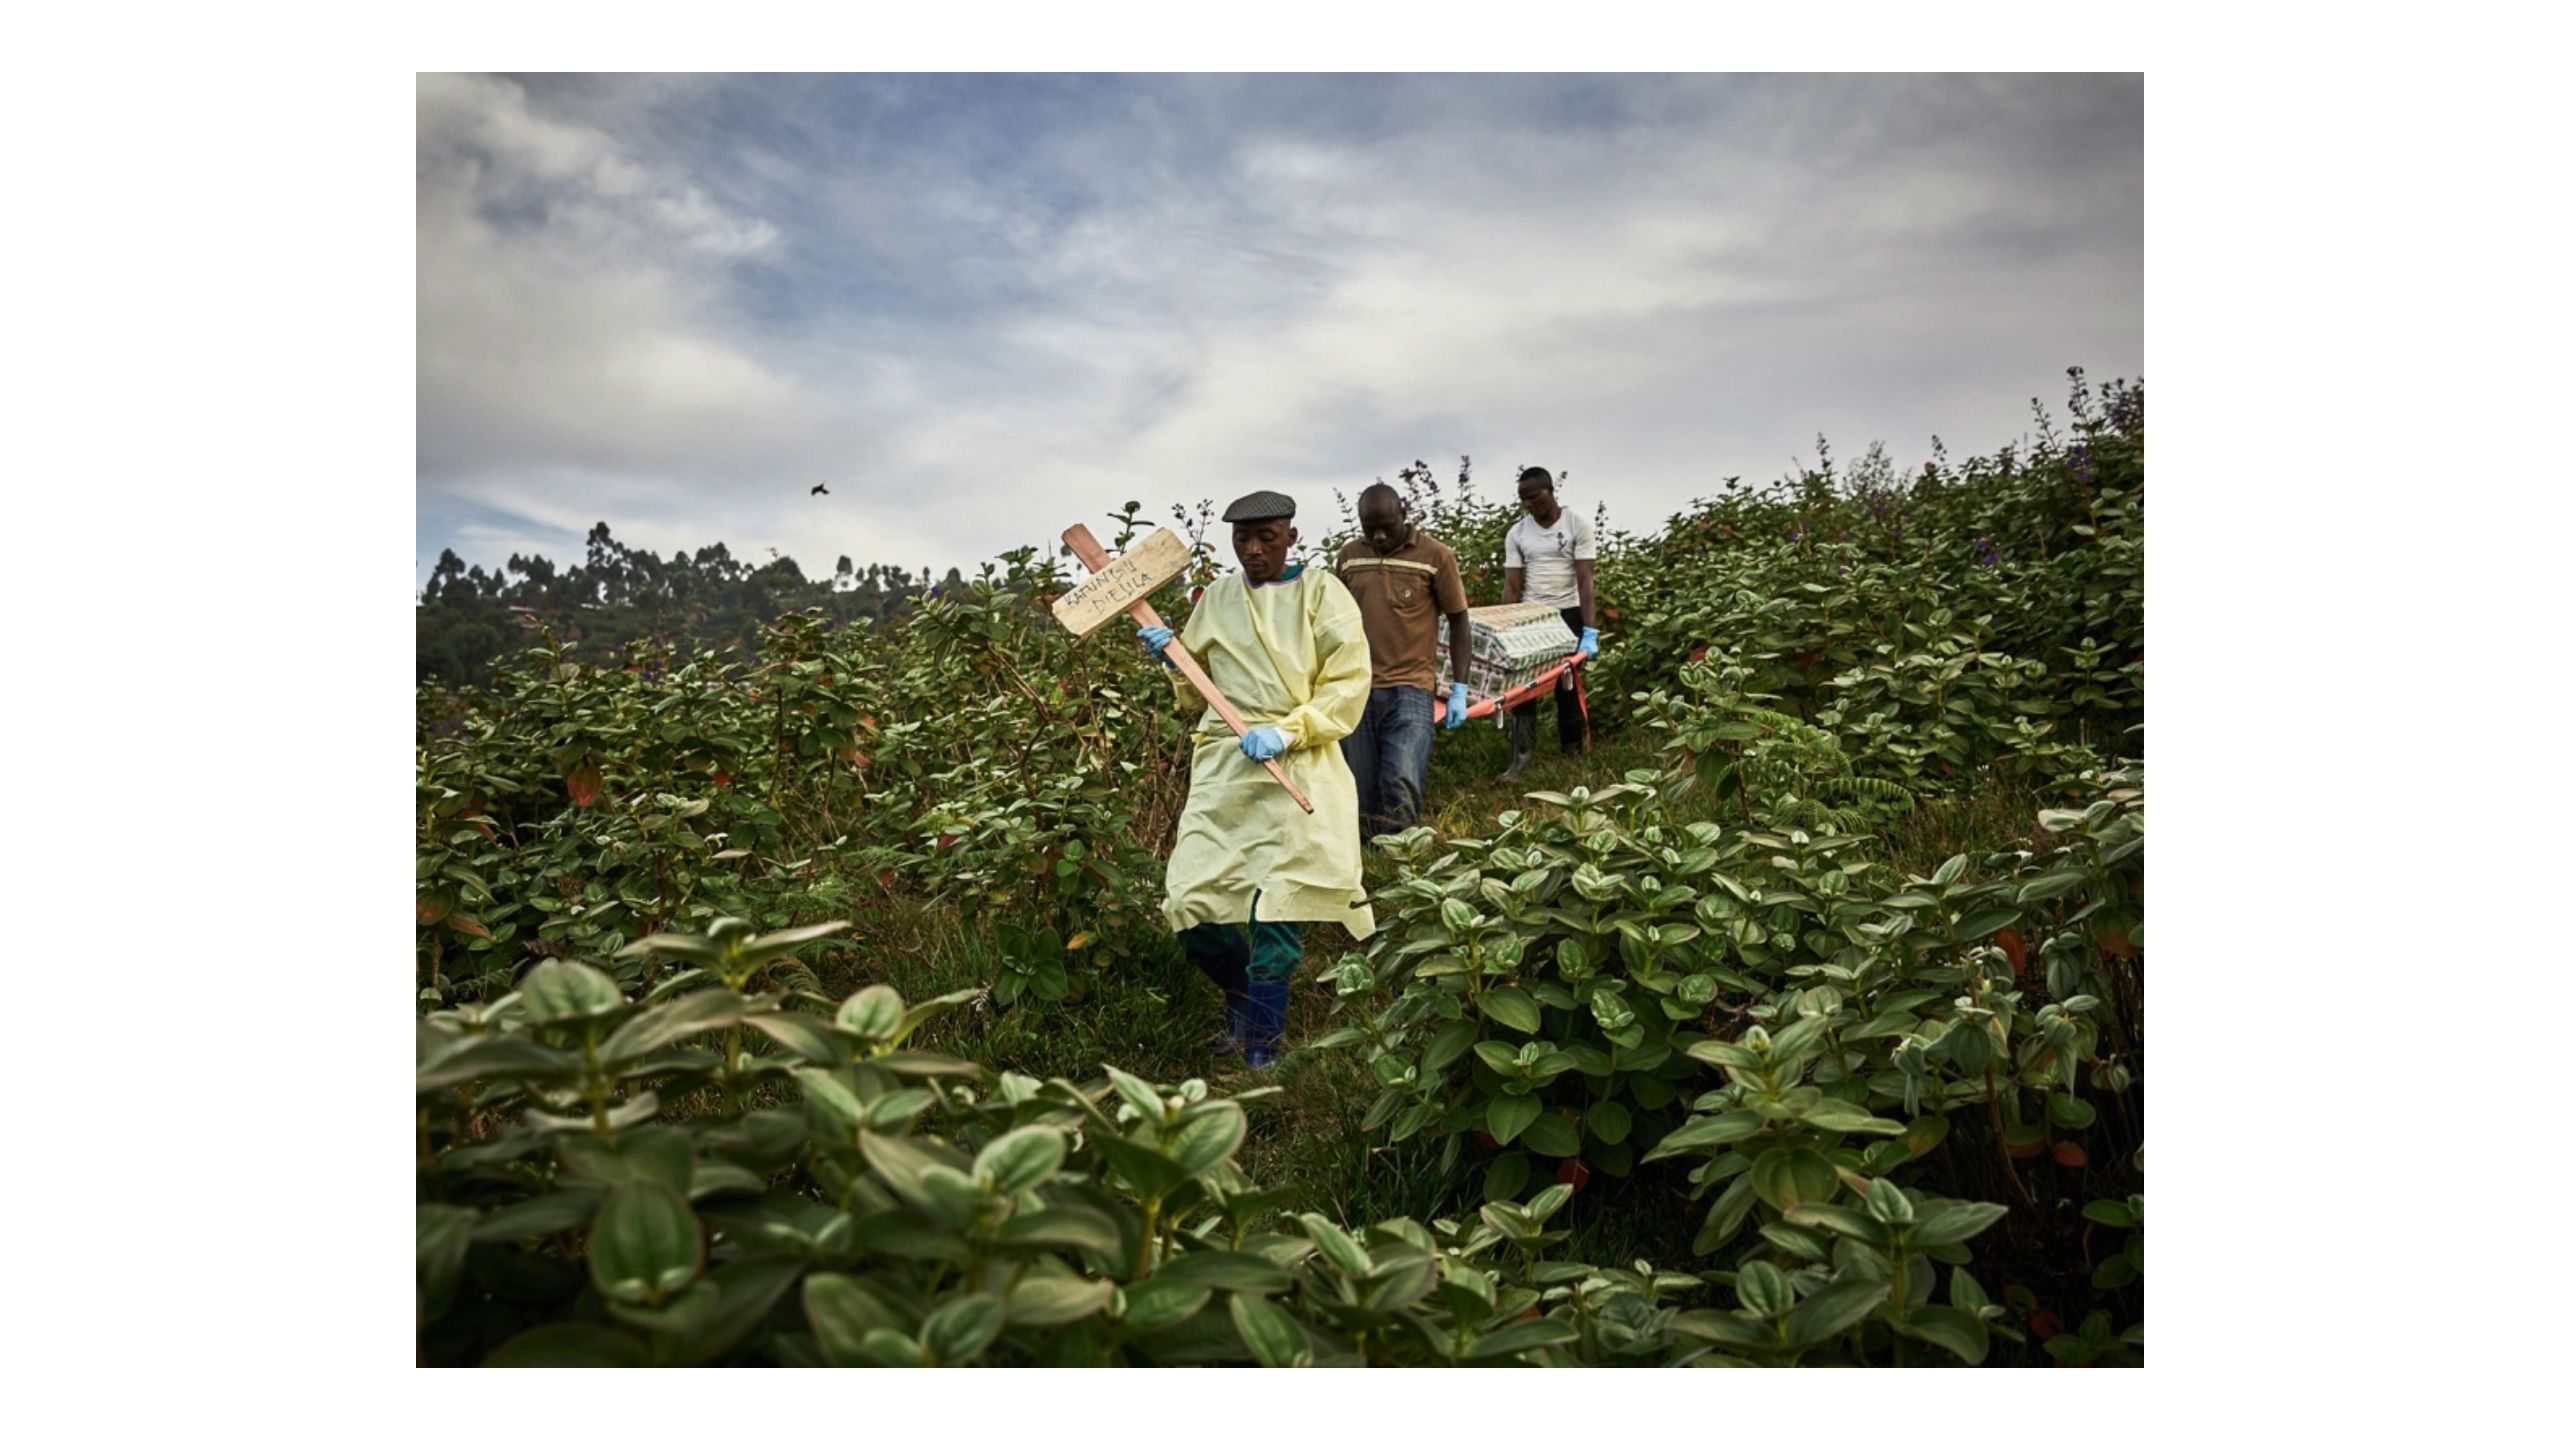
[1162,566,1376,940]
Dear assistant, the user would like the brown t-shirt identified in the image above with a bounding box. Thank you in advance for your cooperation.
[1335,530,1469,690]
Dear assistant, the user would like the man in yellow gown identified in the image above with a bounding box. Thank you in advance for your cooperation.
[1136,490,1374,1069]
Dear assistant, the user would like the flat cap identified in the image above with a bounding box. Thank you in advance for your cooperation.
[1222,490,1297,523]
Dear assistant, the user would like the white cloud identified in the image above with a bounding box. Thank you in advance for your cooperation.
[417,73,816,481]
[418,74,2141,583]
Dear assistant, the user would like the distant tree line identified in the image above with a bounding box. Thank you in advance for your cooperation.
[417,522,963,687]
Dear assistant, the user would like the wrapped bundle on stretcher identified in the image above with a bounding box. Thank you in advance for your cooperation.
[1435,603,1580,698]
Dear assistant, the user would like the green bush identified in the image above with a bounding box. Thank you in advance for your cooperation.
[1319,765,2141,1350]
[419,376,2146,1364]
[419,920,1719,1367]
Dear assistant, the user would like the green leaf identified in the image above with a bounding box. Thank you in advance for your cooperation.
[736,921,851,963]
[1466,1316,1578,1358]
[1948,1265,1992,1316]
[864,1330,927,1366]
[416,1039,579,1091]
[1484,1151,1531,1201]
[1749,1147,1838,1211]
[865,1089,936,1131]
[1907,1201,2009,1249]
[1156,1249,1294,1295]
[1863,1176,1916,1226]
[1645,1109,1765,1160]
[670,1256,807,1364]
[857,1131,948,1210]
[1363,1252,1437,1314]
[1103,1065,1167,1125]
[835,985,905,1041]
[417,1204,476,1325]
[2083,1198,2139,1229]
[892,986,984,1037]
[803,1272,906,1365]
[741,1011,843,1064]
[2015,867,2088,903]
[1686,1039,1760,1069]
[606,1278,723,1334]
[1759,1220,1830,1264]
[520,959,625,1024]
[1164,1101,1247,1175]
[1668,1310,1776,1350]
[597,988,745,1066]
[799,1066,871,1128]
[996,1204,1124,1258]
[1480,987,1542,1034]
[871,1050,981,1079]
[1782,1203,1888,1246]
[1585,1100,1632,1146]
[919,1294,1003,1366]
[1520,1112,1580,1158]
[1086,1129,1190,1202]
[1487,1094,1542,1145]
[1734,1261,1792,1317]
[1422,1022,1479,1072]
[1790,1278,1890,1345]
[616,932,723,967]
[973,1125,1068,1195]
[482,1323,648,1366]
[1299,1214,1373,1277]
[1802,1097,1905,1135]
[470,1188,600,1243]
[1896,1304,1989,1364]
[1008,1272,1114,1327]
[587,1179,704,1305]
[1119,1278,1211,1332]
[1229,1293,1311,1368]
[914,1165,991,1227]
[1955,907,2024,942]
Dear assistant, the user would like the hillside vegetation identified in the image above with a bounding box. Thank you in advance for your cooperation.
[417,372,2143,1367]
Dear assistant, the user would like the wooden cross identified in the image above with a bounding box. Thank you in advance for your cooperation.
[1054,524,1315,814]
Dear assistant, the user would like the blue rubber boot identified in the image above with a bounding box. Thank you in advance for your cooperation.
[1242,973,1291,1071]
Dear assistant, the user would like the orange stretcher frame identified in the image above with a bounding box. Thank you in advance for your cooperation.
[1430,650,1590,726]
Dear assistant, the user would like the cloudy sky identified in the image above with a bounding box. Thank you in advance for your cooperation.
[417,73,2141,584]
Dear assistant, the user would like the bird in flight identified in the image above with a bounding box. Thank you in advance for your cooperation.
[811,483,831,496]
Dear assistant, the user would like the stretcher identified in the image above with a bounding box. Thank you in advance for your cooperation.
[1431,650,1590,726]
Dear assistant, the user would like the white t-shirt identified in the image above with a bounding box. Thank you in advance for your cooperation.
[1504,508,1596,609]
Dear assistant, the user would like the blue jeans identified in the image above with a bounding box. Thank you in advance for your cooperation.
[1342,684,1436,842]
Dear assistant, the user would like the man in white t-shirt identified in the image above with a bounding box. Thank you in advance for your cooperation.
[1498,465,1602,781]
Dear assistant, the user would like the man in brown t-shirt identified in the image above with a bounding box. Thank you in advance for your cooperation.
[1334,483,1472,842]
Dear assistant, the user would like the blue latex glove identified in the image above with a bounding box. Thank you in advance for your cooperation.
[1137,624,1175,666]
[1578,626,1601,658]
[1443,682,1469,730]
[1239,725,1287,761]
